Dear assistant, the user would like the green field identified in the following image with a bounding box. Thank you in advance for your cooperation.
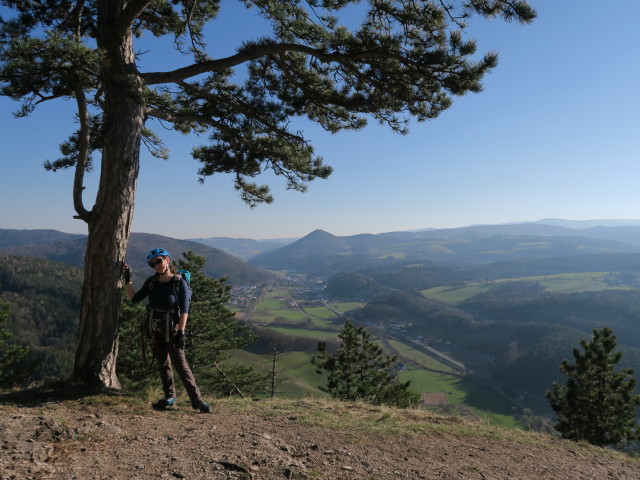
[399,369,522,428]
[269,326,337,340]
[254,299,289,311]
[249,292,358,328]
[227,349,327,398]
[305,317,339,329]
[387,340,458,373]
[263,287,291,297]
[229,346,522,427]
[422,272,632,303]
[269,309,310,321]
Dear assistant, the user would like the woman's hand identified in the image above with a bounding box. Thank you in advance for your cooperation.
[174,330,185,349]
[123,263,132,284]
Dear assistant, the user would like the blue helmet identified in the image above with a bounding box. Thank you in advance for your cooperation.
[147,248,171,265]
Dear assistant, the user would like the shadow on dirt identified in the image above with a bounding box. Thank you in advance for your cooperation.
[0,380,125,407]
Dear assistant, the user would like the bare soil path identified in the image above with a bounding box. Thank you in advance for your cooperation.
[2,392,640,480]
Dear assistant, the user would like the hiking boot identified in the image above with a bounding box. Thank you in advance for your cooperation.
[153,397,175,410]
[194,400,212,413]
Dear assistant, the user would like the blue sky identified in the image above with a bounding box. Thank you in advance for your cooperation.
[1,1,639,240]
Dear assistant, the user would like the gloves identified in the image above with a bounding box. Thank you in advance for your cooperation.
[174,330,185,349]
[123,264,132,284]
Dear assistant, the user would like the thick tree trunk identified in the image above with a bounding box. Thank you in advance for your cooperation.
[73,0,143,389]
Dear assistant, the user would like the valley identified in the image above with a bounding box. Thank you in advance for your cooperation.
[232,273,559,430]
[3,222,640,435]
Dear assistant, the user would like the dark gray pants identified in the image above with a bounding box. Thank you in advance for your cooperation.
[152,334,203,406]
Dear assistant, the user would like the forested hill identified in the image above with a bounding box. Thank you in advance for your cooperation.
[346,253,640,293]
[347,286,640,398]
[0,229,276,287]
[0,255,82,382]
[124,233,276,286]
[0,244,272,383]
[0,229,85,248]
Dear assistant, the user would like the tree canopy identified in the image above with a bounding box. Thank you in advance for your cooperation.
[1,0,535,205]
[0,0,536,389]
[312,319,418,407]
[546,327,640,446]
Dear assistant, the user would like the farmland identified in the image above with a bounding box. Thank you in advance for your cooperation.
[239,278,537,429]
[421,271,632,304]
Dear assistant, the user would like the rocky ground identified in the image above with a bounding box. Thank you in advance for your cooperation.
[2,391,640,480]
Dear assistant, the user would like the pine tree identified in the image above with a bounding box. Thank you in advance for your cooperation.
[264,341,296,399]
[312,319,418,408]
[546,327,640,446]
[1,1,536,389]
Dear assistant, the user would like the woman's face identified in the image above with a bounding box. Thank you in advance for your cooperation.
[150,256,167,270]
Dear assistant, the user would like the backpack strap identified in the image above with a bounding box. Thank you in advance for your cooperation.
[171,274,183,313]
[148,274,180,298]
[148,273,185,318]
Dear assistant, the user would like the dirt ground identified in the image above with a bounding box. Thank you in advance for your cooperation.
[2,393,640,480]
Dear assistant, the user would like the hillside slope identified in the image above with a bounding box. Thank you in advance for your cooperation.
[0,229,276,287]
[1,394,639,480]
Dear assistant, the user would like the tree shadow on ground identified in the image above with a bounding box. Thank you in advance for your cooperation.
[0,380,125,407]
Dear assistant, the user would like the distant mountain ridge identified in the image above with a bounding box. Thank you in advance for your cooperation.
[5,220,640,280]
[0,229,275,287]
[0,229,86,248]
[188,236,294,261]
[529,218,640,228]
[248,222,640,276]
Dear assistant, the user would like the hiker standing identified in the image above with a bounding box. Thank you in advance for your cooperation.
[124,248,211,413]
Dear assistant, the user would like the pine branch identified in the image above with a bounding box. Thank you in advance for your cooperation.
[72,82,92,222]
[141,41,399,85]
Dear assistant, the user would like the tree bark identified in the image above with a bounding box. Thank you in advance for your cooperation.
[73,0,143,389]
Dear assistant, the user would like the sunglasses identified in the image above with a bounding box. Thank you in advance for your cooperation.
[150,258,164,267]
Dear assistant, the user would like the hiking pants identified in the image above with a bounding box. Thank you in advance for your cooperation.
[152,334,203,406]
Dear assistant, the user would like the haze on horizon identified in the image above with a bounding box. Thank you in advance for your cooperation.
[2,2,639,240]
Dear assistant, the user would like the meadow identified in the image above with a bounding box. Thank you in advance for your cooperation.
[421,271,631,304]
[398,369,523,428]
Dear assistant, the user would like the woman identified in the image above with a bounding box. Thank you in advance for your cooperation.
[124,248,211,413]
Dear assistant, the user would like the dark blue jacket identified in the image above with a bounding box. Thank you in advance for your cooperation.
[131,274,190,315]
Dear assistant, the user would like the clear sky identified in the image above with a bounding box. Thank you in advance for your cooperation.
[1,2,639,240]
